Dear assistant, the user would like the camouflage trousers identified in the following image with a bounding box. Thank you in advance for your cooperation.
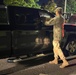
[53,40,65,60]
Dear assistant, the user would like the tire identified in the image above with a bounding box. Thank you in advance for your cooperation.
[66,40,76,55]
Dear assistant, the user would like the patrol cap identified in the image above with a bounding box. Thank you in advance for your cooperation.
[55,7,63,14]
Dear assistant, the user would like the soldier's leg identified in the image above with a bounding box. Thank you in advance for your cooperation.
[56,41,69,68]
[49,40,58,64]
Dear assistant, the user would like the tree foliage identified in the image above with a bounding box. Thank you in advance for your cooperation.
[44,0,57,12]
[3,0,41,9]
[66,0,76,13]
[55,0,76,13]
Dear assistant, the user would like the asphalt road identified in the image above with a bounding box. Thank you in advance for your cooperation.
[0,54,53,75]
[0,55,76,75]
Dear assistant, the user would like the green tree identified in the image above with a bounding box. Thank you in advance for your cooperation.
[44,0,57,12]
[25,0,40,8]
[55,0,76,13]
[3,0,41,9]
[66,0,76,13]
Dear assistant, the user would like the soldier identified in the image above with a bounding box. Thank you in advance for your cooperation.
[45,7,69,68]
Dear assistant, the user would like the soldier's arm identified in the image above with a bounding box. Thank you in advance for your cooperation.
[45,17,56,26]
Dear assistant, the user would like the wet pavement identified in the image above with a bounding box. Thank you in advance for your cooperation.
[0,55,76,75]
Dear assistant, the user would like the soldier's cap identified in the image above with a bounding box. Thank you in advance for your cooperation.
[54,7,63,14]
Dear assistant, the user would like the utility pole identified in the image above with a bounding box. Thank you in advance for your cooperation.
[64,0,67,13]
[64,0,67,19]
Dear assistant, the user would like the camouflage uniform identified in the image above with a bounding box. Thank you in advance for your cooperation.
[50,15,64,41]
[45,7,66,61]
[45,7,69,68]
[49,15,65,60]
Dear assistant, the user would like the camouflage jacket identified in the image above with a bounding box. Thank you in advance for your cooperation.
[45,15,64,41]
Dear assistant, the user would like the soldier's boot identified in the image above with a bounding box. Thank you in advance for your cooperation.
[58,48,69,68]
[60,59,69,68]
[49,58,58,64]
[49,48,58,64]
